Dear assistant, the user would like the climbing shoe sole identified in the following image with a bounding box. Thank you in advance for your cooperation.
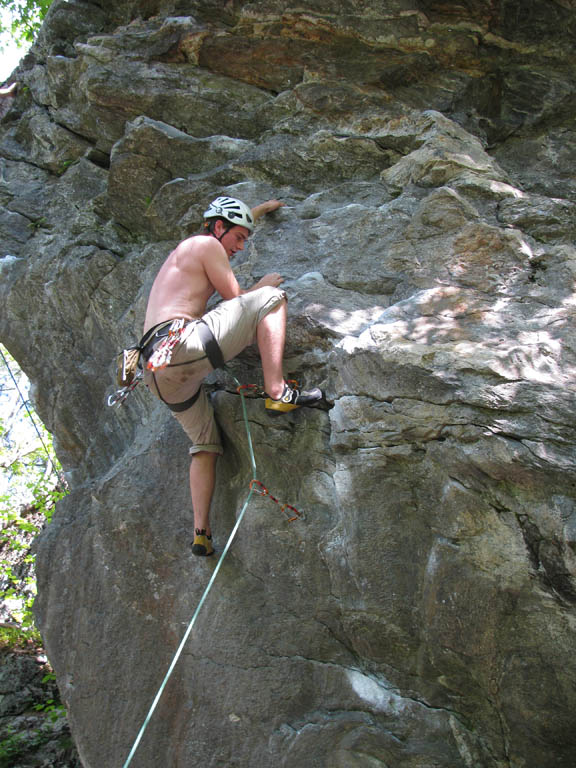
[191,531,214,556]
[191,542,214,556]
[264,397,301,412]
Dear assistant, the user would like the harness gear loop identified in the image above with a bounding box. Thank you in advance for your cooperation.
[108,321,176,408]
[146,318,186,372]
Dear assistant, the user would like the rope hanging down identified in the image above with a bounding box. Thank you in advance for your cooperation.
[0,346,67,488]
[122,374,302,768]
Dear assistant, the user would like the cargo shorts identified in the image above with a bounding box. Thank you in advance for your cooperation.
[144,286,287,455]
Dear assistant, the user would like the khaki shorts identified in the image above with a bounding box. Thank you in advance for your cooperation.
[144,286,286,455]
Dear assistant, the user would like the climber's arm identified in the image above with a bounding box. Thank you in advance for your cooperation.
[251,199,285,221]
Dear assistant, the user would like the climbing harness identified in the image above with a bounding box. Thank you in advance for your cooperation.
[196,320,225,369]
[108,319,175,407]
[147,319,225,413]
[108,319,226,412]
[121,374,303,768]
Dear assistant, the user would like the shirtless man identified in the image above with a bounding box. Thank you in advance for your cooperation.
[142,196,322,556]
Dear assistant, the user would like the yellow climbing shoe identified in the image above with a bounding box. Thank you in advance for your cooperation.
[191,529,214,557]
[265,382,323,412]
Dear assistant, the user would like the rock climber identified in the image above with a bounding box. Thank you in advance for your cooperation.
[141,196,323,556]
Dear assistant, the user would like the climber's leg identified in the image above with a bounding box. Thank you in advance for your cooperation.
[256,299,287,400]
[190,450,217,556]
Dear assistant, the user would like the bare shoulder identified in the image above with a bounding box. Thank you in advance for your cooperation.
[172,234,221,267]
[174,234,211,254]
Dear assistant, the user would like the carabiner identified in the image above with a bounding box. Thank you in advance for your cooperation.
[249,479,268,496]
[107,371,142,407]
[108,388,129,407]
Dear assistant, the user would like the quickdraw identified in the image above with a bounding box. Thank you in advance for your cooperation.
[146,318,186,372]
[236,383,262,397]
[236,383,304,523]
[248,479,303,523]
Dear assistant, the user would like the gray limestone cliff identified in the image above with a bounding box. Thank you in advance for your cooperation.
[2,1,576,766]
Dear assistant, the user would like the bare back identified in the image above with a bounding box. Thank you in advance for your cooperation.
[143,234,240,333]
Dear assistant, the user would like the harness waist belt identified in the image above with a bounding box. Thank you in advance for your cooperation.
[139,320,176,362]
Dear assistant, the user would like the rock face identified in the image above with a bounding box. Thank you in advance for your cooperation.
[2,1,576,766]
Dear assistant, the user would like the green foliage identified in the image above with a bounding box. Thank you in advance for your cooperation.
[0,706,67,766]
[0,344,68,649]
[0,727,28,763]
[0,652,73,766]
[0,671,51,761]
[0,0,54,46]
[33,697,66,722]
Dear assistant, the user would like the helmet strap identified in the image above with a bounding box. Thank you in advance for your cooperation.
[205,218,233,242]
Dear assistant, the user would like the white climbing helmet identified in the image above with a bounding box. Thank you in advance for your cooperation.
[203,196,254,233]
